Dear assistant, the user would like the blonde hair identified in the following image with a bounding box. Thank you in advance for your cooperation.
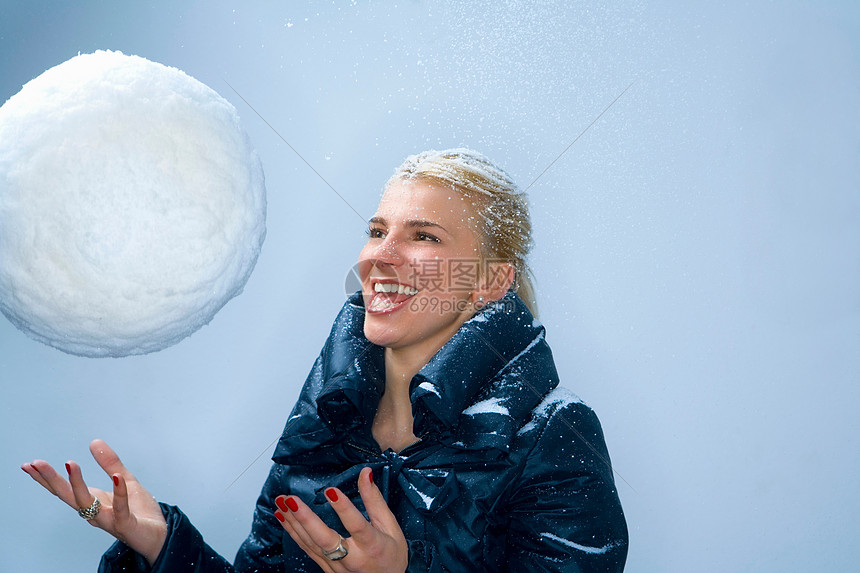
[387,148,538,317]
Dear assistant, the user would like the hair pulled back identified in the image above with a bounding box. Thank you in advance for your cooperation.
[387,148,538,317]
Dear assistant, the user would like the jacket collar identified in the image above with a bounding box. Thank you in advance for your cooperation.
[314,295,385,436]
[273,291,558,463]
[408,291,549,436]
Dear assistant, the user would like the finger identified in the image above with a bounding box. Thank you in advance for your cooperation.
[278,495,344,558]
[26,460,76,506]
[277,509,314,552]
[358,467,401,534]
[90,439,134,480]
[280,516,336,573]
[21,462,55,494]
[111,473,131,528]
[275,496,318,550]
[66,460,97,510]
[323,486,376,544]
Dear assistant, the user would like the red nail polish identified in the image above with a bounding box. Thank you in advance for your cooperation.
[325,488,339,503]
[276,497,288,513]
[286,496,299,512]
[112,475,120,487]
[65,462,71,474]
[369,471,374,485]
[275,511,286,523]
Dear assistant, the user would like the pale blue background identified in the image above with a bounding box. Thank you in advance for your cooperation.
[1,1,858,571]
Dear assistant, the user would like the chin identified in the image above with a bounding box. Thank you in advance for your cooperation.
[363,317,397,347]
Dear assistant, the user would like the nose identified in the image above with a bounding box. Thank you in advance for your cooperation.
[365,233,405,267]
[357,233,406,283]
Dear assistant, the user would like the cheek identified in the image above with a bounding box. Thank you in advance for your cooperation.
[356,250,374,282]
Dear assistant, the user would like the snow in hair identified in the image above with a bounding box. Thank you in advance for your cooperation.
[388,149,538,316]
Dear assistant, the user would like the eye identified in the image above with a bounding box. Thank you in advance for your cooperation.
[367,226,386,239]
[416,231,440,243]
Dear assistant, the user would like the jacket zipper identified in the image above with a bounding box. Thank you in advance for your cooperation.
[346,431,431,459]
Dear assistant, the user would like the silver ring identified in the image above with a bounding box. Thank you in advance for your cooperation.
[77,497,101,520]
[322,535,348,561]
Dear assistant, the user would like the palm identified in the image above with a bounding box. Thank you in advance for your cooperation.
[22,439,168,565]
[101,474,164,545]
[276,467,408,573]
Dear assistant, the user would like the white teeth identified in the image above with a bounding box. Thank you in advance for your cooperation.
[373,282,418,295]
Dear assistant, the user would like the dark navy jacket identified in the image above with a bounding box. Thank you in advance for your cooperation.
[100,292,628,572]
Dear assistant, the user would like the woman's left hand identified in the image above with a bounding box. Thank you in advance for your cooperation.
[274,466,408,573]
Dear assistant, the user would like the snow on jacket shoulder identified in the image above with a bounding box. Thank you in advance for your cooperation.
[99,292,628,572]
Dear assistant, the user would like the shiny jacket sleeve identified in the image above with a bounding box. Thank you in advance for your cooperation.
[504,401,628,572]
[97,504,233,573]
[97,464,290,573]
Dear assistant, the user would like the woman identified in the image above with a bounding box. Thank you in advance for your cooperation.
[23,149,628,572]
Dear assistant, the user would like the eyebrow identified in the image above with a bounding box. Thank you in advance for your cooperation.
[368,217,449,234]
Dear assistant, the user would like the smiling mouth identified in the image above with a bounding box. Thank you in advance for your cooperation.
[369,281,418,312]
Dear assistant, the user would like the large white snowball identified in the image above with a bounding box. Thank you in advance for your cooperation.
[0,50,266,357]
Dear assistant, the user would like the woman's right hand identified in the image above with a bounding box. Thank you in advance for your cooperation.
[21,439,168,566]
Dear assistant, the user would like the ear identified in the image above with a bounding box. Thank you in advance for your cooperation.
[473,261,515,304]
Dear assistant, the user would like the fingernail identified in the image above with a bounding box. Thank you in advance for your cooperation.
[286,496,299,512]
[276,497,289,513]
[325,488,339,503]
[65,462,71,474]
[21,465,29,474]
[369,471,374,485]
[275,511,286,523]
[112,475,120,487]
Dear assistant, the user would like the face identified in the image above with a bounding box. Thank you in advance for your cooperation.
[358,179,484,356]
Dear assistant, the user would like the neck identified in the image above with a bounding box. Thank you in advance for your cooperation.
[372,311,474,452]
[384,347,427,392]
[371,348,423,452]
[382,306,475,390]
[372,339,453,452]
